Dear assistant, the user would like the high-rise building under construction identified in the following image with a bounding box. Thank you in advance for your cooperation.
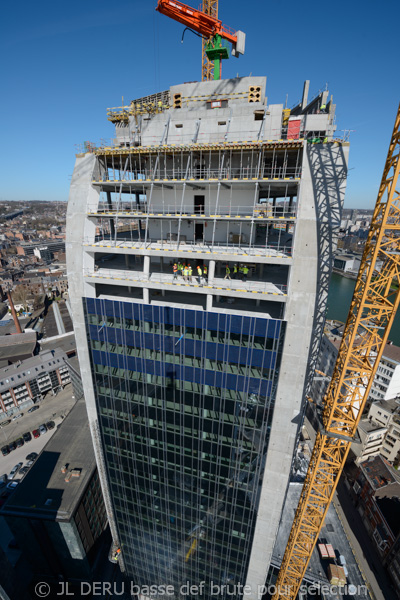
[67,76,349,598]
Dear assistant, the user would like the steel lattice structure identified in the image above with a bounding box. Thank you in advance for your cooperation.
[201,0,218,81]
[273,104,400,600]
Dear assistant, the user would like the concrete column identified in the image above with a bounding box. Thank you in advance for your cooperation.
[125,254,131,269]
[206,295,213,311]
[144,256,150,279]
[143,288,149,304]
[106,192,115,238]
[208,260,215,282]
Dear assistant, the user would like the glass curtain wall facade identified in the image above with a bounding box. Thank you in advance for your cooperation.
[84,297,285,593]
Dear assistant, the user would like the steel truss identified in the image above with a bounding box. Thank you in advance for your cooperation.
[201,0,218,81]
[273,105,400,599]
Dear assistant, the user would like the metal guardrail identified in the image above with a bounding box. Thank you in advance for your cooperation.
[87,204,297,220]
[93,166,302,183]
[83,238,293,258]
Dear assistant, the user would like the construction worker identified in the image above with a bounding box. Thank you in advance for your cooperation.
[177,262,182,277]
[203,265,207,278]
[158,100,163,111]
[183,265,189,282]
[188,264,192,282]
[173,263,178,280]
[242,265,249,281]
[233,264,238,279]
[224,265,231,280]
[320,103,326,113]
[197,265,202,285]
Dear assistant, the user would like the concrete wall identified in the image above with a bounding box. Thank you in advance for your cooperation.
[136,77,287,145]
[66,153,122,561]
[147,219,253,244]
[245,142,349,598]
[147,185,260,213]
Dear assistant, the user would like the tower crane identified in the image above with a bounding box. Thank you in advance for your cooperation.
[272,104,400,599]
[201,0,218,82]
[156,0,245,81]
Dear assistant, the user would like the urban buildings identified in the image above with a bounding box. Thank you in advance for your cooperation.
[312,324,400,466]
[2,399,108,581]
[67,77,349,597]
[0,348,71,418]
[350,456,400,560]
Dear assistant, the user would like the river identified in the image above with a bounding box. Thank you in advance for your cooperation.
[326,272,400,346]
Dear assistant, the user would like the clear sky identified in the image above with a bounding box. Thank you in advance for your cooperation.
[1,0,399,207]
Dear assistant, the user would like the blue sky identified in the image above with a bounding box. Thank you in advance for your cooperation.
[1,0,398,207]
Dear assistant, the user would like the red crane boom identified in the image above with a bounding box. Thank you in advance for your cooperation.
[156,0,237,45]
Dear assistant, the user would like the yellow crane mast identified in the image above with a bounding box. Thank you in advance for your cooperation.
[273,104,400,600]
[201,0,218,81]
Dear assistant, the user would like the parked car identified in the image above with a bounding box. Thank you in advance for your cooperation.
[28,406,40,413]
[25,460,35,468]
[8,441,16,452]
[0,474,7,485]
[26,452,38,461]
[18,466,30,477]
[0,420,11,428]
[12,414,23,421]
[22,432,32,443]
[46,421,55,430]
[15,438,24,448]
[32,429,40,439]
[39,424,48,435]
[1,446,9,457]
[9,463,23,480]
[6,481,19,491]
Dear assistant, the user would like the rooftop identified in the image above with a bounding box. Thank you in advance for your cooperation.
[359,418,387,434]
[0,331,37,365]
[39,331,76,356]
[382,342,400,364]
[1,399,95,521]
[360,455,400,490]
[371,397,400,414]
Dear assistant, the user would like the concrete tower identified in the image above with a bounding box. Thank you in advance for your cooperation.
[67,77,349,599]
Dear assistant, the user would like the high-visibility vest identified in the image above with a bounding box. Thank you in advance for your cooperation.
[243,267,249,274]
[233,265,237,273]
[173,265,177,272]
[226,266,230,274]
[188,267,192,276]
[184,268,188,276]
[197,267,202,275]
[203,266,207,275]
